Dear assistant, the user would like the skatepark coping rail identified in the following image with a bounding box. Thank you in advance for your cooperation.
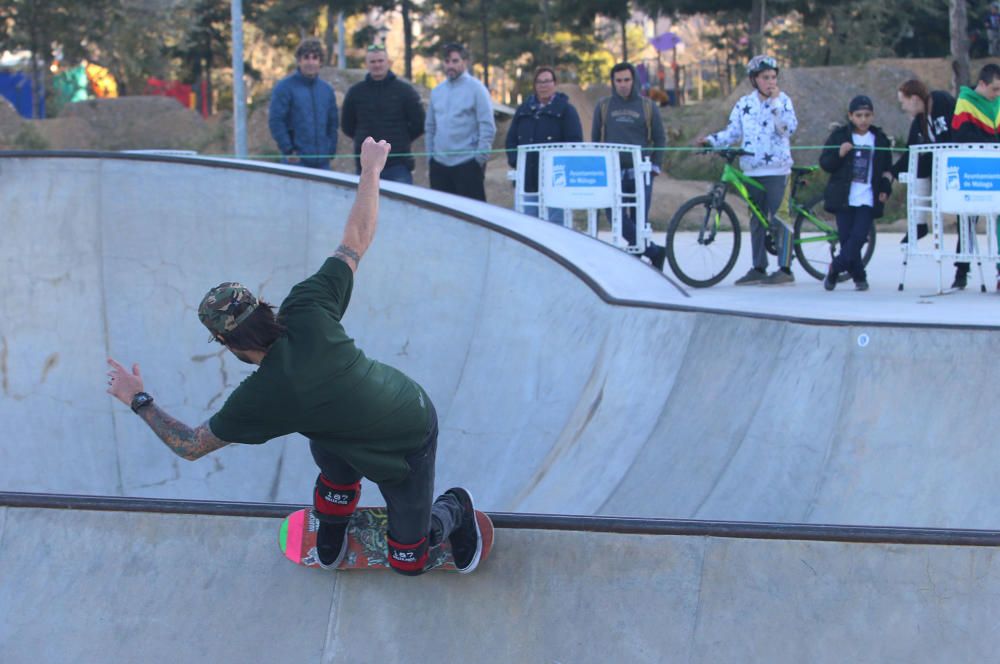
[4,491,1000,548]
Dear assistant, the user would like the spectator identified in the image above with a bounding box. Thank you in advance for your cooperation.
[698,55,799,285]
[889,79,954,252]
[341,44,425,184]
[268,38,339,170]
[505,66,584,223]
[819,95,893,291]
[986,2,1000,57]
[591,62,668,270]
[951,63,1000,290]
[952,63,1000,142]
[425,43,496,201]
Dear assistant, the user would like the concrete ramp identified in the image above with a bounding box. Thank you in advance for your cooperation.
[2,498,999,664]
[3,153,1000,530]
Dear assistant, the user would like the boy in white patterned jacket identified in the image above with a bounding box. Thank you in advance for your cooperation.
[698,55,799,286]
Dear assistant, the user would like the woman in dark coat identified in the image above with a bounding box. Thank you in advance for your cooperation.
[506,67,584,223]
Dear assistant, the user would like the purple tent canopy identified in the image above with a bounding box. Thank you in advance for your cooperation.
[649,32,682,52]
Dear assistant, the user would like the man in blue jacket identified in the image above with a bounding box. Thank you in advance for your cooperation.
[269,38,339,170]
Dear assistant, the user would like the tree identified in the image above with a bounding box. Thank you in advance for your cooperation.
[0,0,114,117]
[950,0,970,92]
[171,0,236,115]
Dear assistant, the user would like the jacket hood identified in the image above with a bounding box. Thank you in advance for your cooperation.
[610,63,640,101]
[523,91,569,112]
[364,70,397,85]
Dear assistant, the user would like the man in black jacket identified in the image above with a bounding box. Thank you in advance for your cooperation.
[341,45,425,183]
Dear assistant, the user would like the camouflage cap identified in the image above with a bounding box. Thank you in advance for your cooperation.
[198,282,259,338]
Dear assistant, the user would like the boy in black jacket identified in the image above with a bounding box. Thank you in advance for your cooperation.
[819,95,893,290]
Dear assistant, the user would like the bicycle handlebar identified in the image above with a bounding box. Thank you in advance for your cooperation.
[700,148,754,162]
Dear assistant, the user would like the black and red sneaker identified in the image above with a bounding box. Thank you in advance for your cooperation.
[443,487,482,574]
[312,511,349,570]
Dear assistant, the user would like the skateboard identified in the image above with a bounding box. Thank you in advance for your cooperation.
[279,506,494,571]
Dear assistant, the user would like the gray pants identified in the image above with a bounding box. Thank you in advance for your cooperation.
[309,402,461,547]
[747,174,792,270]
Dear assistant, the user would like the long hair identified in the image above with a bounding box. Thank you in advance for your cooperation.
[898,79,930,139]
[218,301,286,352]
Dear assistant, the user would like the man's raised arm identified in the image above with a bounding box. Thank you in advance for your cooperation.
[333,137,391,272]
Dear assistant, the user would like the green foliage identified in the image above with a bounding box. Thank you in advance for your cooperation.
[12,123,49,150]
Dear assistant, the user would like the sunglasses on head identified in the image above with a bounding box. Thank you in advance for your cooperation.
[367,44,386,52]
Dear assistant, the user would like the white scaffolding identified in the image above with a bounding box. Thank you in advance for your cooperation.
[509,142,653,255]
[900,142,1000,293]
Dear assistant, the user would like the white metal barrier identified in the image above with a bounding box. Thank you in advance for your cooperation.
[508,142,653,254]
[900,143,1000,293]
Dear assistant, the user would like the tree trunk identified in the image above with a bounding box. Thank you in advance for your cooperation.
[749,0,766,55]
[480,0,489,88]
[401,0,414,80]
[324,3,336,66]
[950,0,971,92]
[621,18,628,62]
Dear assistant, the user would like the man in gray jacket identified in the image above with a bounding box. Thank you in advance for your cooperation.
[425,43,496,201]
[591,62,666,270]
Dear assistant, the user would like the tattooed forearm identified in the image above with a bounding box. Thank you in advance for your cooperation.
[138,404,230,461]
[333,243,361,269]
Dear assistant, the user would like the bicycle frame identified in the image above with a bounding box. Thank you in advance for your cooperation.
[720,163,771,230]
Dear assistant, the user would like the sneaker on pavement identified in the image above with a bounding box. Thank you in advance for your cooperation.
[648,244,666,271]
[314,514,349,570]
[854,279,870,291]
[442,487,482,574]
[951,272,968,290]
[734,268,767,286]
[823,267,837,291]
[760,269,795,286]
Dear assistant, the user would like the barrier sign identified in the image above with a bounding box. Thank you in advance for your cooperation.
[937,151,1000,213]
[541,151,616,208]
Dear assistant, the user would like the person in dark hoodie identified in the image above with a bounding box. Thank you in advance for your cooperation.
[951,63,1000,290]
[591,62,667,270]
[341,44,425,184]
[819,95,893,291]
[506,66,583,223]
[888,79,954,253]
[268,38,339,170]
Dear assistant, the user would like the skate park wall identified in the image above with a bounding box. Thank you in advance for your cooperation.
[2,152,999,530]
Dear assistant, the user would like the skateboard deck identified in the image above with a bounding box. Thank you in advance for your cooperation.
[279,507,494,571]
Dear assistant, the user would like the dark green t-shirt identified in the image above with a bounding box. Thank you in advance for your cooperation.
[209,257,431,484]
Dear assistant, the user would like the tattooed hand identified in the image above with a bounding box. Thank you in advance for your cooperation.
[106,358,144,405]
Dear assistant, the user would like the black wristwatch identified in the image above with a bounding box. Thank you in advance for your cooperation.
[130,392,154,414]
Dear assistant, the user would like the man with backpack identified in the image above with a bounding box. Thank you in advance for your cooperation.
[591,62,667,270]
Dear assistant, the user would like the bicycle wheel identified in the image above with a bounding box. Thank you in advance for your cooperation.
[793,195,876,282]
[666,195,741,288]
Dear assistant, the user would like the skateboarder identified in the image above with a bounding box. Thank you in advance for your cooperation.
[106,137,483,576]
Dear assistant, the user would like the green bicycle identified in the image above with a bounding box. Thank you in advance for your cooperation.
[664,148,876,288]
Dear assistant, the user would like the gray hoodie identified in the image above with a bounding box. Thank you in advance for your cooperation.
[591,66,666,169]
[425,71,497,167]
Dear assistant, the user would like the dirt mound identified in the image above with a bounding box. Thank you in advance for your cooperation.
[59,96,224,152]
[557,82,610,137]
[0,96,22,139]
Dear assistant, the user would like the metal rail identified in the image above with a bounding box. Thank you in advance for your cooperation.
[3,491,999,548]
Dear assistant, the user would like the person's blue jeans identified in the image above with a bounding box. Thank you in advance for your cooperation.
[831,205,874,282]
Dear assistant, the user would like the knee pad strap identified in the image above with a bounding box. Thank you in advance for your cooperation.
[387,535,429,576]
[313,475,361,518]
